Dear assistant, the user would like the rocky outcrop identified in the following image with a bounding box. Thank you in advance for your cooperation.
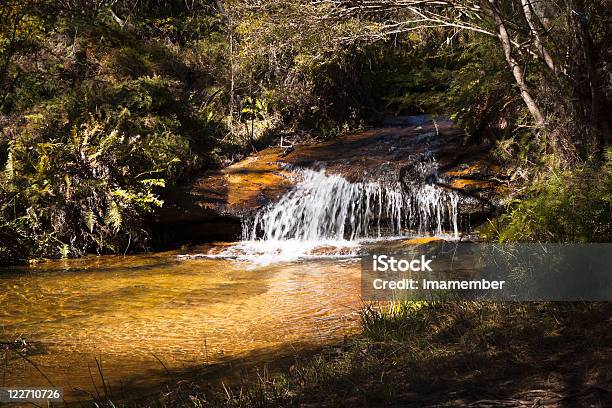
[154,116,506,245]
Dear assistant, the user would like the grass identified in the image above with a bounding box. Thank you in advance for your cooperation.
[87,301,611,407]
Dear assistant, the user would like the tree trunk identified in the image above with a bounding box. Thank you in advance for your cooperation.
[520,0,556,74]
[488,0,546,128]
[568,0,611,148]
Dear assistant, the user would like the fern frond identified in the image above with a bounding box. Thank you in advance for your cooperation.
[106,201,122,233]
[64,175,72,200]
[85,210,95,233]
[4,151,14,181]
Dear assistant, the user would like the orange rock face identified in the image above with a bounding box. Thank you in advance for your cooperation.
[156,117,505,243]
[403,237,445,245]
[192,148,294,214]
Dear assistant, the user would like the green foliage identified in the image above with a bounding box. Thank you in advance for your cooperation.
[106,47,156,79]
[361,301,428,342]
[0,1,235,263]
[483,152,612,243]
[0,2,48,113]
[0,104,194,262]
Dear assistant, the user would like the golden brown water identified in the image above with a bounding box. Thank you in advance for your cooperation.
[0,246,362,401]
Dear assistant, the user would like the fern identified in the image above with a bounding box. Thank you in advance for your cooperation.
[70,125,80,147]
[85,210,95,233]
[4,151,14,181]
[106,201,122,233]
[64,175,72,200]
[139,178,166,188]
[59,243,70,259]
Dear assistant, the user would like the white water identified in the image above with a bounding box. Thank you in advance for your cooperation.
[243,166,459,242]
[189,164,461,265]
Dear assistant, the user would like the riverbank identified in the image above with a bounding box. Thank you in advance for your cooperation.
[100,301,611,407]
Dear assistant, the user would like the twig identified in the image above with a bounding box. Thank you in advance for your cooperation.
[151,353,170,375]
[11,349,56,388]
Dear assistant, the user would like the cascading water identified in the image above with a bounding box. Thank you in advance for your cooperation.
[192,160,461,264]
[243,163,460,243]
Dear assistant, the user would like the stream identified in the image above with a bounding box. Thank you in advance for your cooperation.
[1,146,469,402]
[0,250,364,400]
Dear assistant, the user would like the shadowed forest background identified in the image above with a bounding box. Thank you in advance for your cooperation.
[1,0,611,264]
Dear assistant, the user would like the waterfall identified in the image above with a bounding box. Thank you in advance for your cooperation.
[242,165,459,242]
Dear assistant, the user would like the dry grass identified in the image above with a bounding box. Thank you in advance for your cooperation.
[101,302,611,407]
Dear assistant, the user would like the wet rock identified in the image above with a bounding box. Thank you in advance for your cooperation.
[403,237,445,245]
[156,116,505,244]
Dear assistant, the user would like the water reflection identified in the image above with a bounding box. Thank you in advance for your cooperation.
[0,246,362,401]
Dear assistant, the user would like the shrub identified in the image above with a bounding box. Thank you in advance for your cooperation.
[483,149,612,243]
[0,103,194,262]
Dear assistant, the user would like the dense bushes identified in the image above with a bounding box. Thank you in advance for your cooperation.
[0,98,195,262]
[0,30,212,263]
[0,3,227,263]
[484,149,612,243]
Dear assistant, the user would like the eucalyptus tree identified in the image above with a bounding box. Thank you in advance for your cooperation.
[232,0,610,153]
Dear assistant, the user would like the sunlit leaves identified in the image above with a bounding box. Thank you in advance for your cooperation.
[106,200,122,233]
[1,102,185,260]
[85,210,95,233]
